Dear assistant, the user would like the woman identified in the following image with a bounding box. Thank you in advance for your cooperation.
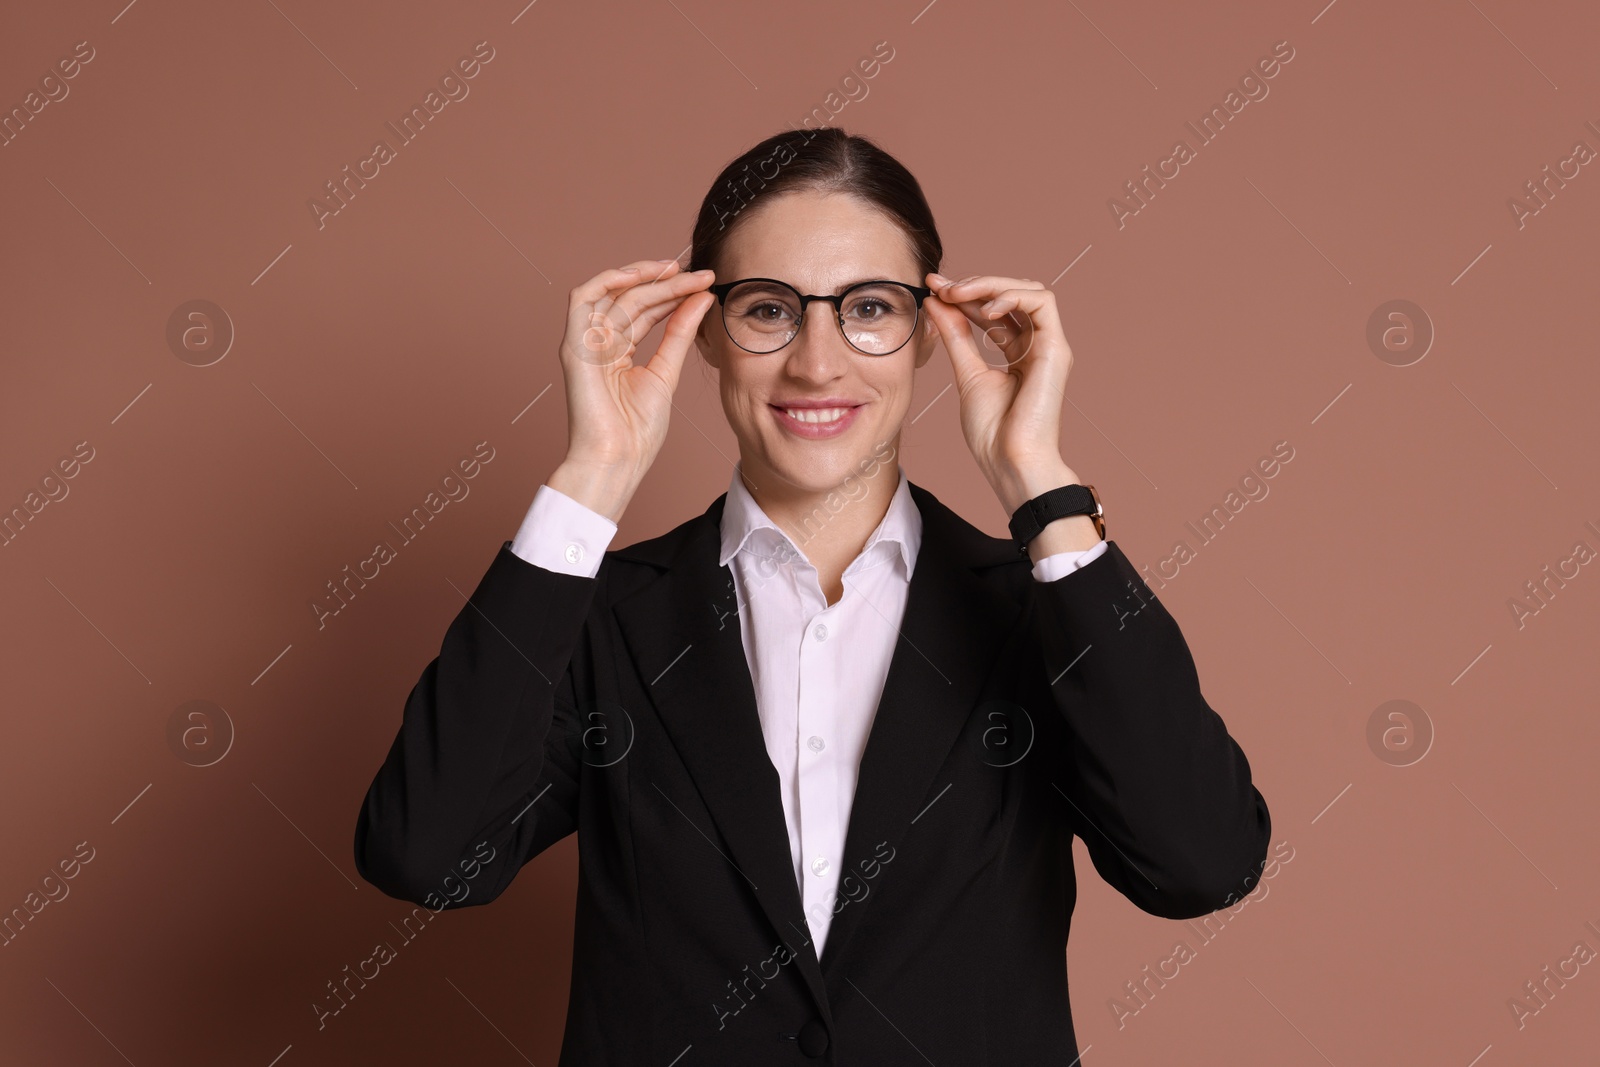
[354,127,1271,1064]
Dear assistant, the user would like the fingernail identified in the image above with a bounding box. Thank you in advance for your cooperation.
[930,273,951,285]
[693,268,714,276]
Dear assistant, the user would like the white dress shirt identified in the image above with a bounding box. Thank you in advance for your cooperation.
[510,464,1108,954]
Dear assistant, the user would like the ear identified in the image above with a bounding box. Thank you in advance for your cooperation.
[694,317,722,371]
[912,310,938,369]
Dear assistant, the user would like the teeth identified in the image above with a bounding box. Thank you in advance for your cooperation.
[782,407,850,424]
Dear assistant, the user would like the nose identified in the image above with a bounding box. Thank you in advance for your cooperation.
[783,305,851,384]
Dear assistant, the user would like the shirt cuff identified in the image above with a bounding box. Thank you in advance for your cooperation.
[510,483,619,578]
[1031,538,1110,583]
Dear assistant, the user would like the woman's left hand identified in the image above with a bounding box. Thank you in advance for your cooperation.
[922,271,1082,514]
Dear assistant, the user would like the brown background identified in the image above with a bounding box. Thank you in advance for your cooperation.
[3,0,1598,1063]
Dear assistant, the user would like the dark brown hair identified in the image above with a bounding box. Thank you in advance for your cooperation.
[687,127,943,281]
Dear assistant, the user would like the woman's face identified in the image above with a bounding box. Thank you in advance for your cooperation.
[694,187,937,498]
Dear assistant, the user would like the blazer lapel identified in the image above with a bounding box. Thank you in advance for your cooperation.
[816,482,1023,975]
[612,482,1024,1016]
[613,492,835,1024]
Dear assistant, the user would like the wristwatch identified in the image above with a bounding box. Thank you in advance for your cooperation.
[1008,483,1105,554]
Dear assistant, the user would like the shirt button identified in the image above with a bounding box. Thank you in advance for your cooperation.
[807,735,825,753]
[811,856,829,876]
[813,623,828,641]
[564,542,584,565]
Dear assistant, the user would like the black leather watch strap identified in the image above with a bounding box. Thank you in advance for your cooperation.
[1008,484,1105,554]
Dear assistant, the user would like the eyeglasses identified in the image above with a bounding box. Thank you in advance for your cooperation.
[707,277,933,356]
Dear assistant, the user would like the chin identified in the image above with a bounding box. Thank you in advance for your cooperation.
[761,443,882,495]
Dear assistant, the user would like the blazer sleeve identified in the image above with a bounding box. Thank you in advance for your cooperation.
[352,539,600,909]
[1034,539,1272,919]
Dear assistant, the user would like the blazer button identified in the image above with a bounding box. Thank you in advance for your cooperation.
[797,1018,829,1057]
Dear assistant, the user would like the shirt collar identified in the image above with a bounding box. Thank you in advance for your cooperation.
[718,461,921,581]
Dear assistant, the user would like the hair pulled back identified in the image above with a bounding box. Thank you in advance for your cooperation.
[687,127,942,282]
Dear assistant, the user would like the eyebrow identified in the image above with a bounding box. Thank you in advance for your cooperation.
[738,276,913,294]
[763,278,904,294]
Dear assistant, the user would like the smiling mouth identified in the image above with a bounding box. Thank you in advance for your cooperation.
[768,402,865,438]
[771,405,857,424]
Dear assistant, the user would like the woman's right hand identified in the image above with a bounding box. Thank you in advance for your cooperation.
[548,258,717,522]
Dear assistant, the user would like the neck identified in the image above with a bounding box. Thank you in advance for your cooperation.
[738,447,902,568]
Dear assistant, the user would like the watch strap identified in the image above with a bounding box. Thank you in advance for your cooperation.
[1008,484,1104,554]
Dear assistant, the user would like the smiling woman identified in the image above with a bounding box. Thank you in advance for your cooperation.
[682,134,946,560]
[354,126,1271,1066]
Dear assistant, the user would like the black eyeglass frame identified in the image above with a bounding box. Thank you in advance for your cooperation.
[706,277,934,356]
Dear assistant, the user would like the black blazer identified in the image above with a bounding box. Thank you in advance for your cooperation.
[354,481,1271,1064]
